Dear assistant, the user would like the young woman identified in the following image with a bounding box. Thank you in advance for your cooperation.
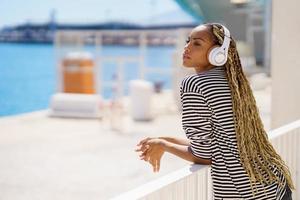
[135,23,294,199]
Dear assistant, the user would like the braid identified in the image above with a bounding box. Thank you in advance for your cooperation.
[205,23,294,191]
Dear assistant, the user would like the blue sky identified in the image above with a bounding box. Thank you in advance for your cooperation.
[0,0,191,28]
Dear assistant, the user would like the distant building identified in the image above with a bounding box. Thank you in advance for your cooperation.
[0,6,200,45]
[0,21,199,45]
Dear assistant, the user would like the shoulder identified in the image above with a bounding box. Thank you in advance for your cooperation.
[181,67,227,93]
[181,74,202,93]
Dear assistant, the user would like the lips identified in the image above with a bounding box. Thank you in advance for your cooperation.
[182,54,191,59]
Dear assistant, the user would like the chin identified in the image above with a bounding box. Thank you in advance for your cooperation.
[182,61,194,68]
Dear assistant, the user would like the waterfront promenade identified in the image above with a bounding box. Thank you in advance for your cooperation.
[0,87,270,200]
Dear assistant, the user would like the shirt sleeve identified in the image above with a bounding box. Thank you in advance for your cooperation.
[181,91,212,160]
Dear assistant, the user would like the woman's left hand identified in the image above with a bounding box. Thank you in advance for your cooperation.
[135,138,166,172]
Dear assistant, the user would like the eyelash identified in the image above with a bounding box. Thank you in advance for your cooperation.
[185,38,201,46]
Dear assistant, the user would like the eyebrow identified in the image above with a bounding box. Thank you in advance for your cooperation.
[192,37,206,42]
[189,37,206,42]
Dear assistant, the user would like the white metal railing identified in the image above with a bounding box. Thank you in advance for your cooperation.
[111,164,212,200]
[54,29,191,97]
[269,120,300,199]
[111,119,300,200]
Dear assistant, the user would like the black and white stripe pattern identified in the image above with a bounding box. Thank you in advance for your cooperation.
[180,66,287,200]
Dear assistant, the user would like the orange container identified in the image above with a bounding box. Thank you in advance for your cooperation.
[62,53,95,94]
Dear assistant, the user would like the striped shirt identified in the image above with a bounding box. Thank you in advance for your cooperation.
[180,66,287,200]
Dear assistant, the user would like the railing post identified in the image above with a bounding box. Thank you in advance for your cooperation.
[296,129,300,199]
[139,31,146,80]
[95,31,102,95]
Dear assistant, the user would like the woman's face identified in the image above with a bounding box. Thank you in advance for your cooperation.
[182,25,216,73]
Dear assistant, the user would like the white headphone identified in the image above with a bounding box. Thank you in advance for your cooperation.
[208,23,231,66]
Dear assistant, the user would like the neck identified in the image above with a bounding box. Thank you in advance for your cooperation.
[194,65,215,73]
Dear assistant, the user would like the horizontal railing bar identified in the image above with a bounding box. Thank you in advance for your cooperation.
[56,29,191,35]
[269,119,300,139]
[99,56,140,62]
[111,164,207,200]
[144,67,173,74]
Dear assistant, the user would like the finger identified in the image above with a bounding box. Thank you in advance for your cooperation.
[140,145,150,153]
[136,139,145,146]
[140,137,151,145]
[144,151,151,162]
[143,145,150,152]
[155,159,160,172]
[149,158,156,171]
[135,144,149,152]
[135,146,142,152]
[150,158,158,173]
[139,152,145,157]
[140,148,149,157]
[153,159,158,173]
[139,150,148,159]
[139,155,146,160]
[153,161,159,173]
[154,160,157,172]
[137,137,151,146]
[135,146,145,152]
[139,155,147,161]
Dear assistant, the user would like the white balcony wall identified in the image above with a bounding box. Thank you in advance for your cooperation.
[271,0,300,128]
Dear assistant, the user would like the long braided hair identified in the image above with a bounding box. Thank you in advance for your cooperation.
[205,23,294,190]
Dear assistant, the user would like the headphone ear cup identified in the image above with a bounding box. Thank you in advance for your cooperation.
[208,46,227,66]
[208,46,220,66]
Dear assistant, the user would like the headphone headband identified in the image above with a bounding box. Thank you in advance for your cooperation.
[212,23,231,50]
[207,23,231,66]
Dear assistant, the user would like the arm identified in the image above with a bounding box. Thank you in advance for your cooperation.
[162,140,211,165]
[137,92,213,167]
[180,85,213,163]
[158,136,190,146]
[137,80,213,171]
[137,136,190,148]
[135,138,211,172]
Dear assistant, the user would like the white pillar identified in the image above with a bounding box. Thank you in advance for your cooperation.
[271,0,300,129]
[264,0,272,76]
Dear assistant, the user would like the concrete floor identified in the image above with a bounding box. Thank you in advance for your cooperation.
[0,109,191,200]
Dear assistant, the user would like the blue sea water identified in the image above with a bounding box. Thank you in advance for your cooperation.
[0,43,176,117]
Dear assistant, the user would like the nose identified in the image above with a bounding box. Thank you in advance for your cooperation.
[184,41,191,52]
[184,43,190,52]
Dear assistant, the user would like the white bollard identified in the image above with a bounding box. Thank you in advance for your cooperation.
[129,80,154,121]
[49,93,103,118]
